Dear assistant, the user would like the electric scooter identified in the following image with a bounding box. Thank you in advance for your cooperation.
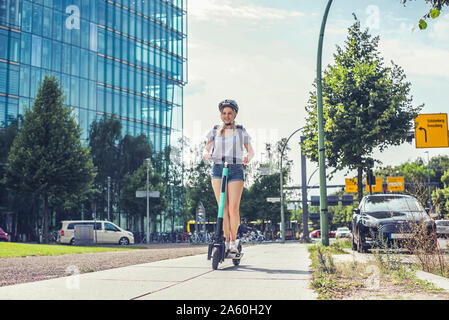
[207,162,243,270]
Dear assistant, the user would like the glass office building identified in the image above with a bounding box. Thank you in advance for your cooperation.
[0,0,187,230]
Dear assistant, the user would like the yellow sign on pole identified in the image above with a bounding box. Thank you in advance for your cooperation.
[366,177,383,193]
[345,178,357,193]
[414,113,449,148]
[387,176,405,192]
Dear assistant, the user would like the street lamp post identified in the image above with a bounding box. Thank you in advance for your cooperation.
[280,127,304,243]
[316,0,333,246]
[145,158,151,244]
[107,176,111,221]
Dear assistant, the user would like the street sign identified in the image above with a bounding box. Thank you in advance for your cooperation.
[311,196,320,206]
[136,190,160,198]
[328,195,339,206]
[366,177,383,193]
[266,197,281,203]
[414,113,449,148]
[260,167,271,176]
[345,178,358,193]
[387,176,405,192]
[341,195,354,206]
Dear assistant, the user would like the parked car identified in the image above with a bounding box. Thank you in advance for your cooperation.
[435,220,449,238]
[58,220,134,246]
[336,227,352,239]
[0,227,8,241]
[351,194,435,253]
[310,229,336,238]
[310,229,321,238]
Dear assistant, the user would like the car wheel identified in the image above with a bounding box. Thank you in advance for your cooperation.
[70,238,76,246]
[357,231,367,253]
[119,237,129,246]
[351,234,357,251]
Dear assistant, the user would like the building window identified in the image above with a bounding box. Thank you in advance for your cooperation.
[32,4,43,36]
[19,65,30,98]
[31,35,42,67]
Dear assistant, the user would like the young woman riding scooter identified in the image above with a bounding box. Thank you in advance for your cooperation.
[203,99,254,255]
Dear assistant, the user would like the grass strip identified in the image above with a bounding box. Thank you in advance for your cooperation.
[0,242,136,258]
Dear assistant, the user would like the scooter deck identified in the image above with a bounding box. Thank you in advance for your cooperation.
[225,251,243,260]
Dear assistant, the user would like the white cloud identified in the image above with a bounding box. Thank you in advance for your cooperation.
[188,0,304,23]
[183,38,315,156]
[428,13,449,42]
[379,38,449,78]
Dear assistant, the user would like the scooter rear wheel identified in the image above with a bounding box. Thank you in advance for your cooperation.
[212,247,220,270]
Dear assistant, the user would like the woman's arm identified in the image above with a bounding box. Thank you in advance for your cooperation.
[202,140,214,161]
[243,142,254,165]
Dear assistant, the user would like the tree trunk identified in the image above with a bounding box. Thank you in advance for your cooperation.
[357,166,363,201]
[34,196,39,242]
[42,194,49,244]
[13,210,18,241]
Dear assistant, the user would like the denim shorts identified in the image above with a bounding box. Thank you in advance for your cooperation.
[212,163,245,182]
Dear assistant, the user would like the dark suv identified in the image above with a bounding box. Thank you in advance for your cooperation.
[351,194,435,253]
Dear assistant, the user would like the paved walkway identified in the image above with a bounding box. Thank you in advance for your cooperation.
[0,242,317,300]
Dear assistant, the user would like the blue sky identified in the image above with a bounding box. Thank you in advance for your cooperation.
[183,0,449,190]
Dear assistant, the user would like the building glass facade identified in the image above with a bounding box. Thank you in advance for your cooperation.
[0,0,187,230]
[0,0,186,152]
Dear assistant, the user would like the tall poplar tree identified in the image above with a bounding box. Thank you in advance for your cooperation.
[4,75,96,243]
[301,18,423,200]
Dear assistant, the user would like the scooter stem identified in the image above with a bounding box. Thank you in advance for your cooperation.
[215,162,228,241]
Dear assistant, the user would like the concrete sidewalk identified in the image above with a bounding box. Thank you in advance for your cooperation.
[0,242,317,300]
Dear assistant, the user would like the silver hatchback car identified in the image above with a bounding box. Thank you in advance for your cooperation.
[435,220,449,238]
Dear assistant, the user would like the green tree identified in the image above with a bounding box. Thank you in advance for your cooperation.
[4,75,96,243]
[119,162,166,232]
[185,159,217,223]
[302,18,423,200]
[432,169,449,217]
[88,115,121,219]
[0,116,21,212]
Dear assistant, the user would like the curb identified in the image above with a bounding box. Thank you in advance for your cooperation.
[414,270,449,291]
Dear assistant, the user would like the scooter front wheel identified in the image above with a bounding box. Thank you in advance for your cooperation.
[212,247,220,270]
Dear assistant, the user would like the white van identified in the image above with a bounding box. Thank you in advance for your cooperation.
[58,220,134,245]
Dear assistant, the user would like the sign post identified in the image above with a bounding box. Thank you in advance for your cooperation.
[365,177,383,193]
[196,202,206,236]
[136,186,160,244]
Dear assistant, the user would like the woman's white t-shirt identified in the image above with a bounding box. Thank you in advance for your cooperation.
[206,125,252,164]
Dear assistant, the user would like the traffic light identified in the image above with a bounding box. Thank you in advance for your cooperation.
[367,170,375,186]
[406,130,415,144]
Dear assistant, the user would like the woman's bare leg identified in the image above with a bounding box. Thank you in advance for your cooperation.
[227,180,244,242]
[211,178,231,242]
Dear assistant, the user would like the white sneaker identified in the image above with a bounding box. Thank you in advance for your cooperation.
[230,241,238,253]
[225,242,230,251]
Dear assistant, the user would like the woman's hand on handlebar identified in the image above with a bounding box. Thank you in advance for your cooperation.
[203,152,212,161]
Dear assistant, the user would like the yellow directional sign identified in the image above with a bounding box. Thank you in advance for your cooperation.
[387,176,405,192]
[345,178,358,193]
[366,177,383,193]
[414,113,449,148]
